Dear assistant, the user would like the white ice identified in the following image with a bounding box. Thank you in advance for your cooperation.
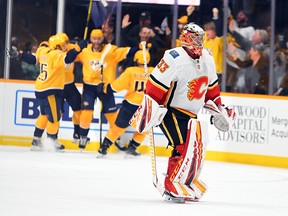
[0,146,287,216]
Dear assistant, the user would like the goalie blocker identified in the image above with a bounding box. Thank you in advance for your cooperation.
[129,94,167,134]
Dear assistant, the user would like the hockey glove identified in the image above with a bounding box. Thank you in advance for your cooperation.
[75,40,88,52]
[204,100,236,132]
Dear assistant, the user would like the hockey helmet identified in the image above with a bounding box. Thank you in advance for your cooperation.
[48,34,67,50]
[133,50,150,65]
[90,29,104,38]
[179,23,205,56]
[57,32,69,43]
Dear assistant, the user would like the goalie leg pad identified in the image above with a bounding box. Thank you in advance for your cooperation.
[129,94,167,133]
[164,118,208,200]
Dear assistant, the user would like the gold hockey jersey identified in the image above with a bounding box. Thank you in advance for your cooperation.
[76,44,130,85]
[110,66,154,105]
[35,49,66,95]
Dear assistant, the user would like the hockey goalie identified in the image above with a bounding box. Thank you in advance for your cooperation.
[130,23,236,203]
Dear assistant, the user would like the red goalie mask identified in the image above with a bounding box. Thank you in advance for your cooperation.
[179,23,205,56]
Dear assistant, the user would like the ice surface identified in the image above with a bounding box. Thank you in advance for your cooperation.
[0,146,287,216]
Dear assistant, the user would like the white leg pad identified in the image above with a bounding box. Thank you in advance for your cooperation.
[164,118,208,200]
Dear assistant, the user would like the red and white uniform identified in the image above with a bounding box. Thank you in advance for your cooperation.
[146,47,222,116]
[146,46,222,201]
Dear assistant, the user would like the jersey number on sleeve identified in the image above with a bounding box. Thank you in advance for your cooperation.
[157,59,169,73]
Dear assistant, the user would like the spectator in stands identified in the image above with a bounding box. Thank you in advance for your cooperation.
[226,11,259,92]
[121,11,155,46]
[203,21,223,86]
[229,22,268,54]
[120,24,163,70]
[234,10,255,40]
[102,21,116,45]
[187,5,200,24]
[21,42,40,80]
[274,67,288,96]
[229,43,269,94]
[9,36,24,80]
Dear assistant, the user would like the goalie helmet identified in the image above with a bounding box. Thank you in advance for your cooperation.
[133,50,150,65]
[179,23,205,56]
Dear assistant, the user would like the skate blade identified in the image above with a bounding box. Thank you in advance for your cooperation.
[164,194,185,204]
[55,148,65,153]
[79,148,85,153]
[72,139,79,144]
[96,152,106,158]
[30,146,43,152]
[123,154,140,159]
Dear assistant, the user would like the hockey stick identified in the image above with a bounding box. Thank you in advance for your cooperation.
[83,0,93,40]
[99,43,112,145]
[141,41,165,196]
[83,0,108,39]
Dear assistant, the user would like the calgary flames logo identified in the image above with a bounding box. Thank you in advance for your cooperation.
[187,76,208,100]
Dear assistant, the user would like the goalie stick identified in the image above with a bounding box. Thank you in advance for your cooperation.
[141,41,165,196]
[99,43,112,145]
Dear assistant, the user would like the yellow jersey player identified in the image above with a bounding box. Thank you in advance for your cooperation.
[21,33,88,147]
[97,50,154,157]
[31,34,87,151]
[76,29,138,150]
[57,33,84,144]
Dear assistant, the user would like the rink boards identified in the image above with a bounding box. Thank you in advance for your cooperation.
[0,79,288,168]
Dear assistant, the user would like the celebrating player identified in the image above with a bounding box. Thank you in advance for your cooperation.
[131,23,236,203]
[97,49,154,157]
[31,34,86,151]
[76,29,137,150]
[57,33,84,144]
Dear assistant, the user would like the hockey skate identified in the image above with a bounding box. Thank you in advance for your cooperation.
[31,137,43,151]
[73,133,90,145]
[114,139,127,151]
[125,140,141,157]
[79,137,88,151]
[164,191,185,204]
[72,133,80,144]
[125,145,140,156]
[96,138,112,158]
[53,139,65,152]
[54,140,65,151]
[96,145,108,158]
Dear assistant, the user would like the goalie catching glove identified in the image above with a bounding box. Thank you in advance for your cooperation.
[129,94,167,133]
[204,100,236,132]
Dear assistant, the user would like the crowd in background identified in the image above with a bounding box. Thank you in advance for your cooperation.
[1,0,288,95]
